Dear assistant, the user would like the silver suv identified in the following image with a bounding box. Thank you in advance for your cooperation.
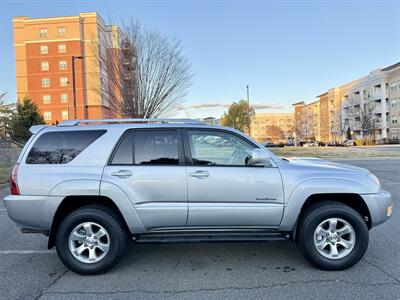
[4,119,393,275]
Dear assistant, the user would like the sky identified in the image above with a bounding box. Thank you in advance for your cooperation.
[0,0,399,119]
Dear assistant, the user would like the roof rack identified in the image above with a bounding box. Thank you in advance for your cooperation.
[58,118,205,127]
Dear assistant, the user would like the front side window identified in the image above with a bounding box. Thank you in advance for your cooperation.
[134,130,179,165]
[187,130,254,166]
[26,130,106,164]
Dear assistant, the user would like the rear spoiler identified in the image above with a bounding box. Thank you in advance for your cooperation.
[29,125,48,134]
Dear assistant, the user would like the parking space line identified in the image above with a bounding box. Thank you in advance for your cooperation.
[0,250,56,255]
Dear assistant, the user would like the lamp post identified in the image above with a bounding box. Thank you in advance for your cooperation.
[72,56,83,119]
[246,85,250,136]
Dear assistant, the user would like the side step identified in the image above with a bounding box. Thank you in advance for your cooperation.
[133,231,291,244]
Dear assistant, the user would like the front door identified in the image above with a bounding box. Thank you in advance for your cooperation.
[102,129,187,230]
[184,129,284,228]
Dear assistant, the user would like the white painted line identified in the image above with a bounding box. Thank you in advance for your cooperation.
[0,250,56,255]
[0,209,7,212]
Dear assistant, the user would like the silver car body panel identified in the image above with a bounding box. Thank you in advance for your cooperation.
[3,122,393,235]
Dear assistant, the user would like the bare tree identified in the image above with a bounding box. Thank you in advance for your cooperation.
[294,110,317,142]
[94,21,193,118]
[0,93,16,139]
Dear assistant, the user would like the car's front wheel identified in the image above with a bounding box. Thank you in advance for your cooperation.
[55,205,128,275]
[297,201,369,270]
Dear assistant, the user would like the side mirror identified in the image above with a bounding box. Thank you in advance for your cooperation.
[249,149,272,167]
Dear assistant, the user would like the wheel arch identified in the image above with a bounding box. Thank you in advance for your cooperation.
[289,193,372,241]
[48,195,129,249]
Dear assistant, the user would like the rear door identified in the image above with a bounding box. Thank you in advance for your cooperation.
[102,128,188,230]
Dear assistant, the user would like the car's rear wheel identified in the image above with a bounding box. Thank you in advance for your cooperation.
[56,205,128,275]
[297,201,369,270]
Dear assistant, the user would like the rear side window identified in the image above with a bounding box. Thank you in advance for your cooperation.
[111,131,133,165]
[26,130,106,164]
[110,130,180,165]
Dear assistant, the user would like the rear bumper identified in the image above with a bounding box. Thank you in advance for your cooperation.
[4,195,63,231]
[361,190,393,228]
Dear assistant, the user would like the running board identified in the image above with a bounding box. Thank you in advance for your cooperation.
[133,231,291,244]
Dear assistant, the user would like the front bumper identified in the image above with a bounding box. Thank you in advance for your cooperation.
[4,195,64,231]
[361,190,393,228]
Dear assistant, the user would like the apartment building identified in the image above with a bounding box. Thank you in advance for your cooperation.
[294,62,400,144]
[13,12,122,124]
[251,113,294,143]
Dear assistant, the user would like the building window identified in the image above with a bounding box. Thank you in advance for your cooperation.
[40,45,48,55]
[58,44,66,54]
[42,95,51,104]
[59,60,67,70]
[42,78,50,88]
[60,77,68,87]
[61,111,69,120]
[41,61,49,71]
[43,111,52,121]
[60,93,68,103]
[57,27,66,37]
[39,28,47,38]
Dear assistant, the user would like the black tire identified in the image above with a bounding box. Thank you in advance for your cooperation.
[55,205,128,275]
[296,201,369,270]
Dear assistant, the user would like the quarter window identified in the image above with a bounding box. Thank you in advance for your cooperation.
[26,130,106,164]
[187,130,254,166]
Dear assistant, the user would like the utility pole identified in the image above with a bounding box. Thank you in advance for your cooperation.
[72,56,83,119]
[246,85,251,136]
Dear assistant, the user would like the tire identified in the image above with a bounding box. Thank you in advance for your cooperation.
[55,205,128,275]
[296,201,369,270]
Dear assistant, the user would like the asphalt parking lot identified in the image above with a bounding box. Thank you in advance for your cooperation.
[0,159,399,300]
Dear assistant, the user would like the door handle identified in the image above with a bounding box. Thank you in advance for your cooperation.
[189,170,209,179]
[111,170,133,178]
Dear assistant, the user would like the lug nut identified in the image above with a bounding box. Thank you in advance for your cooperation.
[90,246,93,249]
[94,236,97,239]
[84,243,87,247]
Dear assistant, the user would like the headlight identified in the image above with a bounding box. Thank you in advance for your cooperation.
[368,173,381,188]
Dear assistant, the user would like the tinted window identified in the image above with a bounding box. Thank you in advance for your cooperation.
[187,130,254,166]
[26,130,106,164]
[111,131,133,165]
[134,130,179,165]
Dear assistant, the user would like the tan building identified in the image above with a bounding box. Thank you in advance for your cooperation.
[251,113,294,143]
[294,62,400,144]
[13,12,122,124]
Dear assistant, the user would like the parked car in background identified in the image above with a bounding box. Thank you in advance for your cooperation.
[4,119,393,275]
[344,140,356,147]
[263,142,277,148]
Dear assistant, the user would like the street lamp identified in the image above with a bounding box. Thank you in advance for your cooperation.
[72,56,83,119]
[246,85,250,136]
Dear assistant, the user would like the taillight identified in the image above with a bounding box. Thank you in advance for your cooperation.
[10,164,20,195]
